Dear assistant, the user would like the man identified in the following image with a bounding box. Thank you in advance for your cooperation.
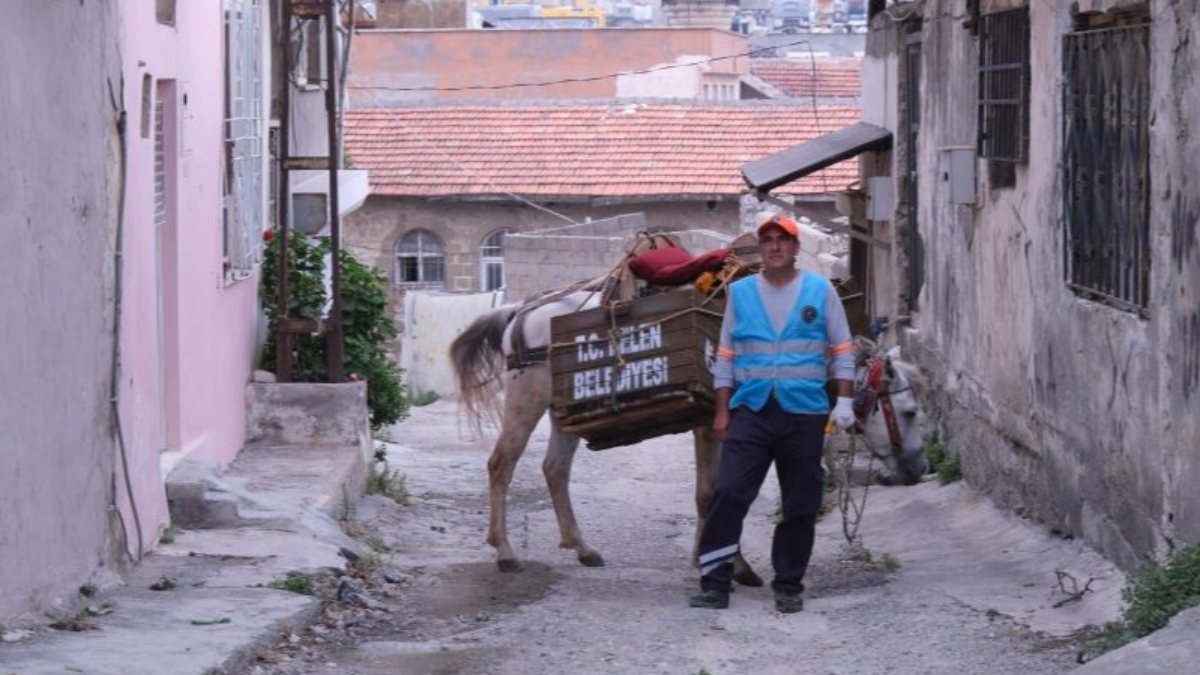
[689,212,856,613]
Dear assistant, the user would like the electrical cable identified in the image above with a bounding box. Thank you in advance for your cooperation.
[106,75,146,562]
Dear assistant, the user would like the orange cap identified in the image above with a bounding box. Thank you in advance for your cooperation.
[756,213,799,239]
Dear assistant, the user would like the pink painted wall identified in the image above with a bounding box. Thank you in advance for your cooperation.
[119,0,263,553]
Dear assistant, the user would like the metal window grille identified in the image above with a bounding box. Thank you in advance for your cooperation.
[479,229,508,291]
[396,230,446,287]
[977,7,1030,162]
[1063,23,1151,314]
[903,36,924,310]
[223,0,264,280]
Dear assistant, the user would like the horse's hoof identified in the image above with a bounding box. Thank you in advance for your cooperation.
[497,559,522,573]
[733,567,764,587]
[578,551,606,567]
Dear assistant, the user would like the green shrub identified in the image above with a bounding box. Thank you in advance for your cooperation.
[1087,544,1200,658]
[260,234,409,429]
[936,454,961,484]
[1122,545,1200,637]
[924,431,961,484]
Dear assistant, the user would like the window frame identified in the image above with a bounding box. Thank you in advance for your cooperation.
[479,229,510,292]
[395,229,447,288]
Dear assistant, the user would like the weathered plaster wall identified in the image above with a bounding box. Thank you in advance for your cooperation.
[1151,1,1200,552]
[0,1,123,623]
[862,0,1200,569]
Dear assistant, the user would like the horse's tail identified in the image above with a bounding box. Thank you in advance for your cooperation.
[450,304,517,432]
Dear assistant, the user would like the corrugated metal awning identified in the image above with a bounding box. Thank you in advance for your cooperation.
[742,122,892,193]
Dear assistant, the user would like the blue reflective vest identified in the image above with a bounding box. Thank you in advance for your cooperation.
[728,272,831,414]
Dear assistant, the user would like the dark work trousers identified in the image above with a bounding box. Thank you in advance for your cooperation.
[697,397,827,595]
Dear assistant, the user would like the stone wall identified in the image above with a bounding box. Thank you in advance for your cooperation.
[860,2,1200,569]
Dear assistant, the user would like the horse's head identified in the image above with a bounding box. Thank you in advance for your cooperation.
[858,345,930,484]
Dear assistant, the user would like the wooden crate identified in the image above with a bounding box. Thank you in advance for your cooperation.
[550,289,724,450]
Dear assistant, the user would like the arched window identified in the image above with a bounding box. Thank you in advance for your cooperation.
[479,229,509,291]
[395,229,445,287]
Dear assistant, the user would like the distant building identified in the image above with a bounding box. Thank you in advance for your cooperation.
[348,28,751,105]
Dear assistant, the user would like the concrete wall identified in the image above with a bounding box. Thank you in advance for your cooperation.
[0,1,123,624]
[348,27,748,104]
[120,0,267,554]
[861,2,1200,570]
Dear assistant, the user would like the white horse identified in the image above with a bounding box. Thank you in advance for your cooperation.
[449,286,763,585]
[852,339,930,486]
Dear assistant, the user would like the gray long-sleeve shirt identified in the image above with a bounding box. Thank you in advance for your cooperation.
[713,272,855,389]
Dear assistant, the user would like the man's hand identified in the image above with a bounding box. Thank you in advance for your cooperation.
[831,396,856,432]
[712,407,731,443]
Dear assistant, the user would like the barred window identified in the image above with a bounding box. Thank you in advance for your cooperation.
[977,7,1030,163]
[396,230,446,288]
[222,0,264,282]
[1063,21,1151,314]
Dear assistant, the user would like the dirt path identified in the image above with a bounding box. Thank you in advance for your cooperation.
[240,398,1122,675]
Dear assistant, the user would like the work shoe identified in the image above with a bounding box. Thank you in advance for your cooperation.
[775,592,804,614]
[688,589,730,609]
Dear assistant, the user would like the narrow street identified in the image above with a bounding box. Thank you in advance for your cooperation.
[241,398,1121,675]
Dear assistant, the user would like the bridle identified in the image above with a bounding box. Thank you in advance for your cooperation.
[857,355,908,457]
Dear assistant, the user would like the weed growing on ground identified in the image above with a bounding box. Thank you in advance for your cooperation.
[407,389,440,407]
[268,572,315,596]
[878,552,902,572]
[341,519,367,539]
[149,576,177,591]
[78,584,97,598]
[159,525,178,544]
[365,536,391,554]
[365,444,409,505]
[349,552,384,576]
[1088,543,1200,656]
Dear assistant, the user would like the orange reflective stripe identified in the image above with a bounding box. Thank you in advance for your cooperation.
[717,347,736,358]
[830,342,852,355]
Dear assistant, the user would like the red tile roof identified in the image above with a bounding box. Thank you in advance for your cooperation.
[345,104,861,199]
[750,57,862,100]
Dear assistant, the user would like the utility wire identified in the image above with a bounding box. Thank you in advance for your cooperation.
[347,38,814,93]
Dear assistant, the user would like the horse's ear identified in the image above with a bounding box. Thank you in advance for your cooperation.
[886,345,902,361]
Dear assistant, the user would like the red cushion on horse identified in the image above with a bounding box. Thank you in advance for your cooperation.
[630,248,728,286]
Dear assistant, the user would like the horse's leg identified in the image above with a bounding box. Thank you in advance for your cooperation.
[545,415,604,567]
[693,426,763,588]
[486,368,546,572]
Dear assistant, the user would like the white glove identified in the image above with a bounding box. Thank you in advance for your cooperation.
[831,397,856,432]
